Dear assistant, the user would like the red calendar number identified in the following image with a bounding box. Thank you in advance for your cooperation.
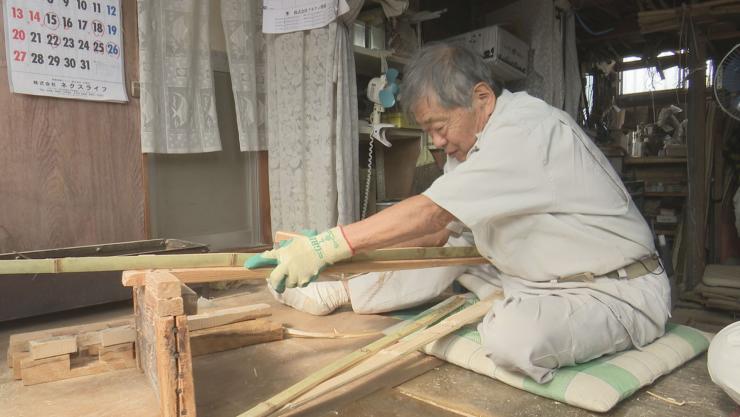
[13,50,27,62]
[11,29,26,40]
[11,7,23,19]
[29,10,41,23]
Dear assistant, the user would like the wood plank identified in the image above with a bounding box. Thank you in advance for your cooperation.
[186,304,272,331]
[258,150,272,244]
[100,325,136,347]
[686,29,708,290]
[190,319,284,357]
[28,335,78,360]
[175,315,197,417]
[145,271,183,299]
[122,257,489,287]
[20,354,71,386]
[154,316,178,417]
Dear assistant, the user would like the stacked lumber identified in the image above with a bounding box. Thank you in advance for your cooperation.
[694,264,740,312]
[638,0,740,34]
[7,319,137,386]
[187,304,282,356]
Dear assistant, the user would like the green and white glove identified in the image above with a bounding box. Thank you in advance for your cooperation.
[245,227,354,293]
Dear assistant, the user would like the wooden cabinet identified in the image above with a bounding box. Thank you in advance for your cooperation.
[358,121,429,216]
[622,157,688,238]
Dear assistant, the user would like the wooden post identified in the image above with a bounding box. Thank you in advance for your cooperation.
[134,271,196,417]
[686,29,707,290]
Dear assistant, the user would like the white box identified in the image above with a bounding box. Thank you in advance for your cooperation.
[445,26,529,81]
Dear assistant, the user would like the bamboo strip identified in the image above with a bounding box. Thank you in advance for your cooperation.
[237,295,469,417]
[283,294,502,413]
[122,257,490,287]
[0,247,482,275]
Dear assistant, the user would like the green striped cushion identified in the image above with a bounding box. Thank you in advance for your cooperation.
[422,322,712,412]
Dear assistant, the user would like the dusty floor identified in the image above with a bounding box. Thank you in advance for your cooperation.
[1,280,738,417]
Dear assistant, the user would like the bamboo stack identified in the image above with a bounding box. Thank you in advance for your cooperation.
[638,0,740,34]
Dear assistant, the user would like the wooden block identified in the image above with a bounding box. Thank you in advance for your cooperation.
[21,354,71,386]
[145,270,183,299]
[84,344,101,356]
[190,319,283,357]
[186,304,271,331]
[99,342,135,364]
[29,335,77,360]
[175,316,197,417]
[77,331,102,347]
[7,318,132,367]
[144,289,184,317]
[181,284,198,315]
[100,325,136,347]
[12,352,30,380]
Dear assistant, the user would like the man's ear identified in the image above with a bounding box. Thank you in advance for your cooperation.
[472,82,495,113]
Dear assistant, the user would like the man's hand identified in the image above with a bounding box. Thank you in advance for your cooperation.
[245,227,354,293]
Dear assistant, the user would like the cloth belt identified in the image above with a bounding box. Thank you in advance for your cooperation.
[559,255,661,283]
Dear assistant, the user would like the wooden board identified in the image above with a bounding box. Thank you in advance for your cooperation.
[0,0,144,253]
[122,257,489,287]
[190,319,283,357]
[175,315,197,417]
[186,304,271,331]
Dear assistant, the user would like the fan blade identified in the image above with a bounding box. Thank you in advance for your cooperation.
[386,68,399,83]
[379,89,396,108]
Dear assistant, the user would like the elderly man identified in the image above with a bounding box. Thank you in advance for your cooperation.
[247,43,671,383]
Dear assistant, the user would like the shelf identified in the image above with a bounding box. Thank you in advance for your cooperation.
[353,46,410,77]
[358,120,424,141]
[644,192,688,197]
[623,157,687,165]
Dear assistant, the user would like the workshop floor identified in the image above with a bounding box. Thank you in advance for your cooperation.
[1,280,737,417]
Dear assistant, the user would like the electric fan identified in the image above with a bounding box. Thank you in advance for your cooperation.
[714,44,740,121]
[366,67,400,146]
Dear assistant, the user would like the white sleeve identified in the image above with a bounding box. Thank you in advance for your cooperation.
[423,124,555,228]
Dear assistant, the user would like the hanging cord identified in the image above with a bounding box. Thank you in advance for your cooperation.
[361,136,374,219]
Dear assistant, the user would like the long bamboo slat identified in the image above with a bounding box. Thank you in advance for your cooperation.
[0,246,483,276]
[237,295,469,417]
[283,293,503,413]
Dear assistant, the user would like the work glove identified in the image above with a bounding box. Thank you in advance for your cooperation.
[245,227,354,293]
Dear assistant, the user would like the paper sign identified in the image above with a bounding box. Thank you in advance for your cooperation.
[263,0,342,34]
[3,0,128,102]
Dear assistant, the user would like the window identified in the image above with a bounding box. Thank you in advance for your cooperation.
[619,51,714,95]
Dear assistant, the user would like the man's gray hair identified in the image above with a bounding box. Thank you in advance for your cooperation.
[400,43,502,118]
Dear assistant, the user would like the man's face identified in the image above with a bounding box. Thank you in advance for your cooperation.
[412,87,494,162]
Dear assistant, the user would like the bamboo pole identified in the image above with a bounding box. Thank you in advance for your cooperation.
[281,293,502,414]
[0,246,483,276]
[237,295,469,417]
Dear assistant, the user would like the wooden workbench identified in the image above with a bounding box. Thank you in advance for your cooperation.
[1,280,737,417]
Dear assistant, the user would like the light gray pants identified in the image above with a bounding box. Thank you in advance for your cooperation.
[346,264,665,383]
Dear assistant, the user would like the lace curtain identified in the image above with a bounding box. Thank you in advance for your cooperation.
[262,2,362,233]
[138,0,221,153]
[220,0,266,151]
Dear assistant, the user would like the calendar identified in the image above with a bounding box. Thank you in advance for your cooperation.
[3,0,127,102]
